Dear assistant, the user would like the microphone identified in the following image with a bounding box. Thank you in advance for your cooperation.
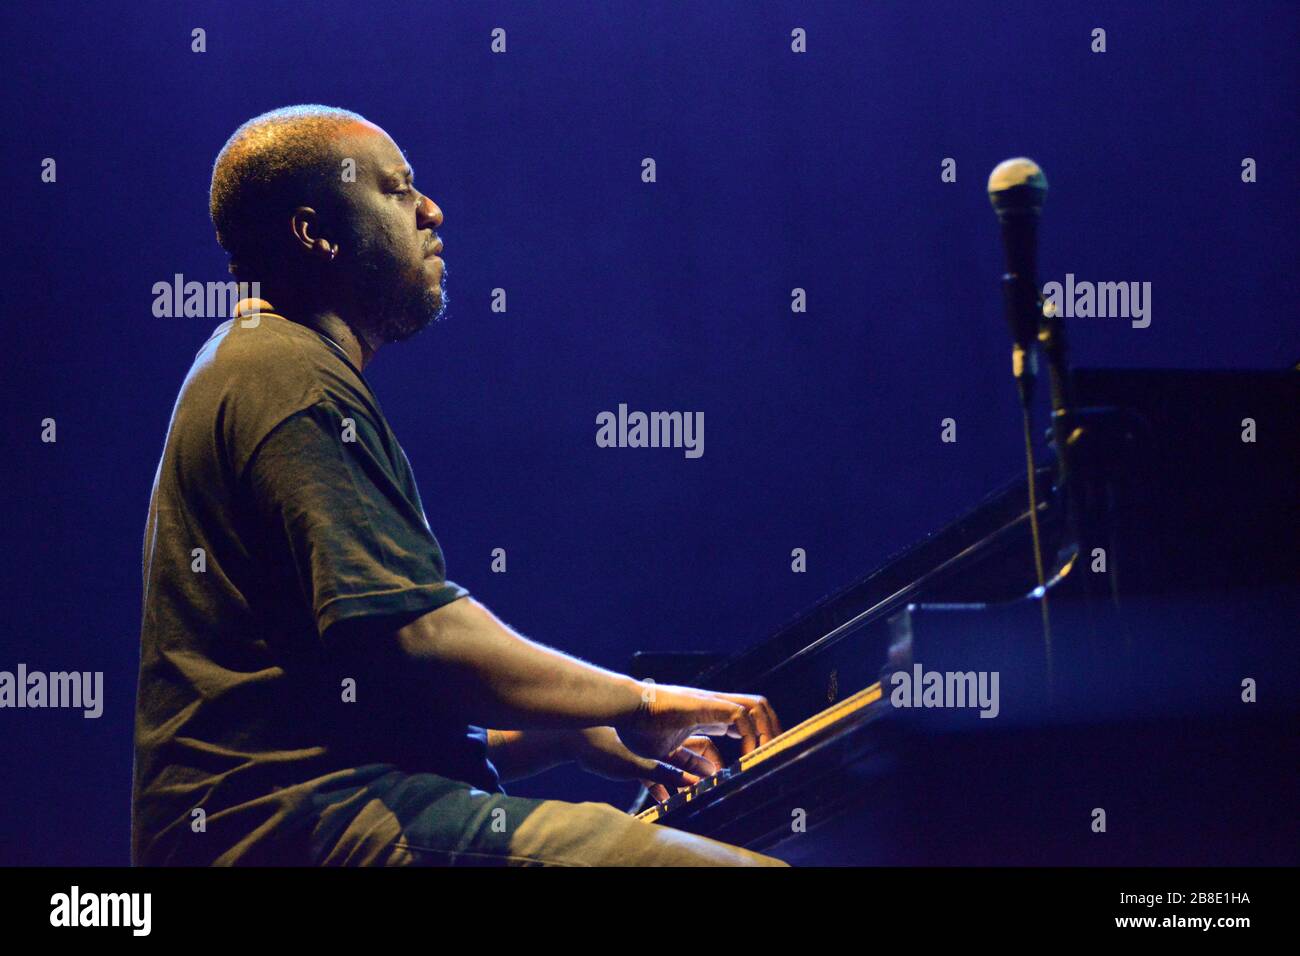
[987,159,1058,691]
[987,157,1048,404]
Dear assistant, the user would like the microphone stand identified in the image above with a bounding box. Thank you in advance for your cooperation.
[1001,277,1056,698]
[1039,298,1073,498]
[1041,296,1128,612]
[1001,274,1082,700]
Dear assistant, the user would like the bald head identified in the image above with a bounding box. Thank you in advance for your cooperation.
[210,105,366,279]
[208,105,447,347]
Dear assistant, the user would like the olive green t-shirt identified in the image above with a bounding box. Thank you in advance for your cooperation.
[131,312,499,866]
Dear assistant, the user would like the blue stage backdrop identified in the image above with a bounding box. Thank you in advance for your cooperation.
[0,0,1295,864]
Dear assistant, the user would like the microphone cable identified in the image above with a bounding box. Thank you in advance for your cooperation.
[1020,397,1055,699]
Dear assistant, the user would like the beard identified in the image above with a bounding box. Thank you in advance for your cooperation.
[351,236,446,344]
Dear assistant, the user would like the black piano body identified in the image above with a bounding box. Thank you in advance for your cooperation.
[632,369,1299,865]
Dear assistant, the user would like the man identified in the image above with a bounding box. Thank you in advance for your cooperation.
[131,105,787,866]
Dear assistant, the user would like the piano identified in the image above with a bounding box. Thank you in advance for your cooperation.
[630,368,1300,865]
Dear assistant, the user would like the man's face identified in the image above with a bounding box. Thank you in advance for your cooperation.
[327,121,445,343]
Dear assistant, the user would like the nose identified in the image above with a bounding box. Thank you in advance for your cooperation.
[417,194,442,230]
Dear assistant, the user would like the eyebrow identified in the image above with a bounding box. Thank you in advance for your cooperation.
[382,164,415,184]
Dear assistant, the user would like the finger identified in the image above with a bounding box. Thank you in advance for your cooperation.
[766,700,784,738]
[664,745,716,779]
[645,760,699,791]
[681,736,724,773]
[646,782,671,804]
[687,715,737,738]
[687,696,749,739]
[747,697,778,746]
[754,696,783,738]
[724,702,761,756]
[721,694,780,747]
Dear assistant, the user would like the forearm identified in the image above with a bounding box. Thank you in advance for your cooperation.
[485,728,579,783]
[396,597,646,730]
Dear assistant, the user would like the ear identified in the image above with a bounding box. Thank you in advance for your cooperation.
[289,207,339,260]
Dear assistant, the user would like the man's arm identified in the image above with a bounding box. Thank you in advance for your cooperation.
[340,596,782,763]
[483,729,573,783]
[390,596,646,729]
[243,401,780,762]
[485,727,726,800]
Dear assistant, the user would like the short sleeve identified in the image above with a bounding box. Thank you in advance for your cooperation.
[245,399,469,637]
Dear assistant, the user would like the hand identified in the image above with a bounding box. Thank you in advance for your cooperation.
[642,737,725,804]
[571,727,723,801]
[616,682,782,763]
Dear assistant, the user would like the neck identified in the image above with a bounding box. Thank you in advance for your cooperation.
[300,309,380,371]
[232,297,380,371]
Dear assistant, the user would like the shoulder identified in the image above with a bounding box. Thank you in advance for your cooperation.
[174,314,370,480]
[183,315,321,418]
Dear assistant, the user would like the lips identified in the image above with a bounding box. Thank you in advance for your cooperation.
[425,240,443,258]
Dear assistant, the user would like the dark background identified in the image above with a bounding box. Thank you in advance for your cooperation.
[0,0,1295,865]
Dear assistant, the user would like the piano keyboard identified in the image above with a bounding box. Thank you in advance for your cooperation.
[636,679,885,823]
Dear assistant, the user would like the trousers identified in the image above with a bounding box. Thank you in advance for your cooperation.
[307,770,788,867]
